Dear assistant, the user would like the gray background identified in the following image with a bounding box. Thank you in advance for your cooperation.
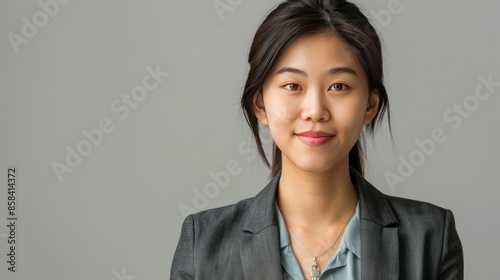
[0,0,498,279]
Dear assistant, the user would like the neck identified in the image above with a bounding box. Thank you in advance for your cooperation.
[276,156,358,230]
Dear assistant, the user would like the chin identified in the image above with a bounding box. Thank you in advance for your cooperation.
[293,159,337,173]
[293,153,348,172]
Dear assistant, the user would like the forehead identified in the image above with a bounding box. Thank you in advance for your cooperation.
[271,32,365,78]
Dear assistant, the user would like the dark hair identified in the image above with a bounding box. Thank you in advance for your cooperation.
[240,0,391,178]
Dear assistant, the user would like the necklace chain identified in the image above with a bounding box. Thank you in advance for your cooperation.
[282,202,357,278]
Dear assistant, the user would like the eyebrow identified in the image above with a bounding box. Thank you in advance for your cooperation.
[275,66,358,77]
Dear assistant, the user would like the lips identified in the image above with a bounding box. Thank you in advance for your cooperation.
[295,130,335,146]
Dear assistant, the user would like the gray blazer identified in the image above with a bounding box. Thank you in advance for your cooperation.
[170,168,464,279]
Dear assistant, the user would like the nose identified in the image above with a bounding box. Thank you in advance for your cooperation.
[300,86,330,122]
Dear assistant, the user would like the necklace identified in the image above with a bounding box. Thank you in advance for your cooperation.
[283,203,357,280]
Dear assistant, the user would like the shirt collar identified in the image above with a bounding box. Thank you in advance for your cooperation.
[275,202,291,250]
[343,201,361,259]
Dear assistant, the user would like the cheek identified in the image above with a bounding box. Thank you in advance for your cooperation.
[334,101,366,132]
[265,98,298,131]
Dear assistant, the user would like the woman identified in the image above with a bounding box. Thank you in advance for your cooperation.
[171,0,464,279]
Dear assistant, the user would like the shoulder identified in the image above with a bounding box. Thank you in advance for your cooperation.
[383,193,456,237]
[385,194,450,219]
[184,175,279,234]
[353,168,452,228]
[183,195,256,233]
[355,170,453,231]
[380,193,464,278]
[171,194,263,279]
[355,168,456,237]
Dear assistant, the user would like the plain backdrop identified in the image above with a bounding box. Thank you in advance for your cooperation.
[0,0,498,279]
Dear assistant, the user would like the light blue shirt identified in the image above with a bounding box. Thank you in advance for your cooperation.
[276,201,361,280]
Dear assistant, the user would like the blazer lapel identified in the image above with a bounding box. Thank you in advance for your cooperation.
[239,174,283,279]
[350,168,400,279]
[239,168,401,280]
[361,222,399,279]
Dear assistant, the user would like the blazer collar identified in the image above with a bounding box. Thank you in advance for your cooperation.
[349,168,400,279]
[241,173,281,233]
[349,167,398,227]
[239,173,282,279]
[240,167,400,279]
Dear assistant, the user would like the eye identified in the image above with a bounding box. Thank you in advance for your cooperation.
[283,83,303,91]
[330,83,349,91]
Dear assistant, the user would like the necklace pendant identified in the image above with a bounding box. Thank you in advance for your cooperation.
[310,258,320,280]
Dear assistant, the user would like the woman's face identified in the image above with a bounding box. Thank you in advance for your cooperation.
[253,33,379,174]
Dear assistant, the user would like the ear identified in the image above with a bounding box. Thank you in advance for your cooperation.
[363,90,380,125]
[253,92,269,126]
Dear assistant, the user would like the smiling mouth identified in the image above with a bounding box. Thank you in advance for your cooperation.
[296,135,334,146]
